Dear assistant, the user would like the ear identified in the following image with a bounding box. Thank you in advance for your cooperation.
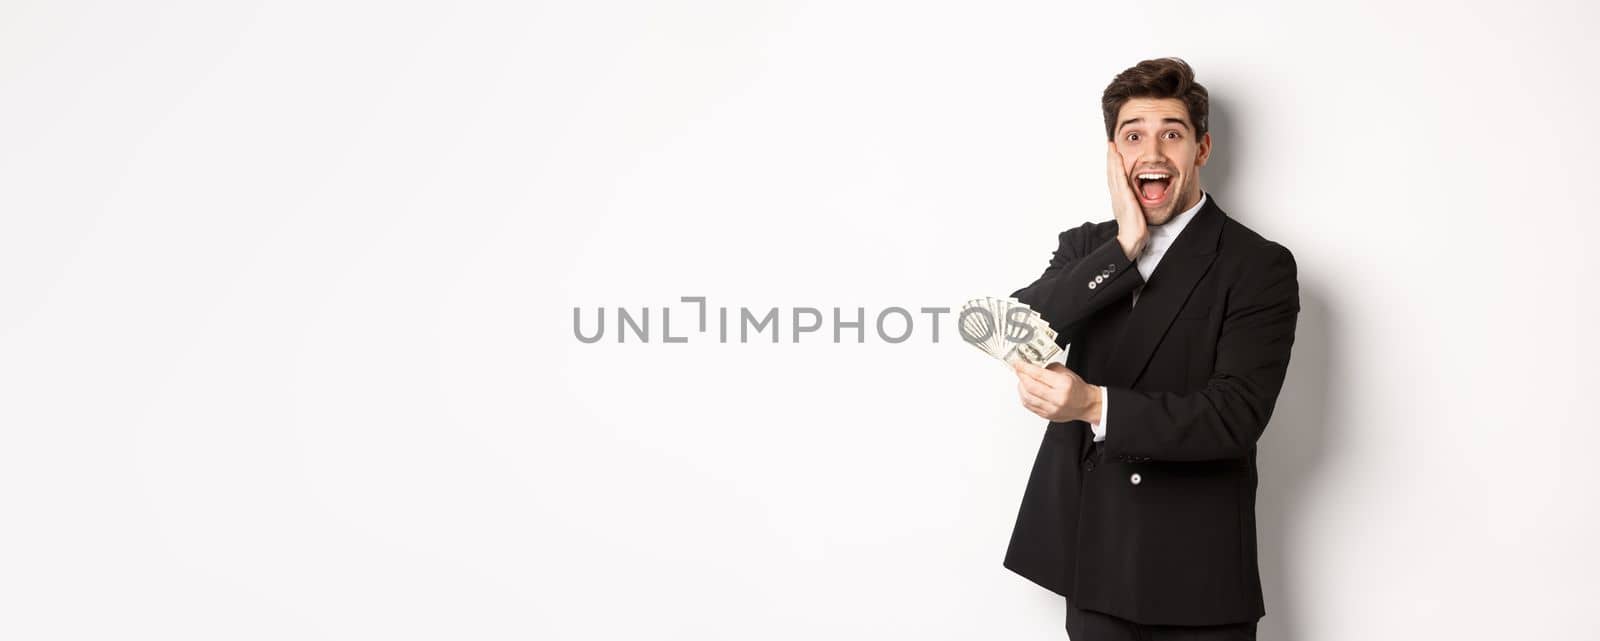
[1194,132,1212,168]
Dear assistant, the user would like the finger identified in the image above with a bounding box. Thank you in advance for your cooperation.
[1015,365,1047,385]
[1017,378,1047,404]
[1018,374,1055,400]
[1107,144,1122,191]
[1016,363,1059,387]
[1012,359,1047,381]
[1024,386,1062,415]
[1017,383,1037,409]
[1107,145,1136,197]
[1045,362,1066,373]
[1018,388,1052,418]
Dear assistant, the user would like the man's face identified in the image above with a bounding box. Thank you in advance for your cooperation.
[1112,97,1212,225]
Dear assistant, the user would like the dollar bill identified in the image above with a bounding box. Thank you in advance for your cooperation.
[959,297,1061,367]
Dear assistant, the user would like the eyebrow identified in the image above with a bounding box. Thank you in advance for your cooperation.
[1117,117,1192,133]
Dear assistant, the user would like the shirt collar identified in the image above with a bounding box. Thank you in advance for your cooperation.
[1149,191,1208,240]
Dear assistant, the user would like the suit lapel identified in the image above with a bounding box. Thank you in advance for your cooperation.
[1098,196,1226,388]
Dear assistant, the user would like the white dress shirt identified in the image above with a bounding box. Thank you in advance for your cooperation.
[1090,191,1209,441]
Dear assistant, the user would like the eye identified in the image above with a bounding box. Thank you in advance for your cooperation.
[1126,132,1140,142]
[1163,131,1181,140]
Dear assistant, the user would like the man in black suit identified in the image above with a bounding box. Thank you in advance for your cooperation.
[1002,58,1299,640]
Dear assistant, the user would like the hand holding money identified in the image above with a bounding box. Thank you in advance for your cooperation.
[1012,360,1102,424]
[958,296,1098,422]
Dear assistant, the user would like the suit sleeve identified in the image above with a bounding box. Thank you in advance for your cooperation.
[1011,223,1143,345]
[1100,242,1300,462]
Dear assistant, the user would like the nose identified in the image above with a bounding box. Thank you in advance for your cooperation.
[1139,140,1167,167]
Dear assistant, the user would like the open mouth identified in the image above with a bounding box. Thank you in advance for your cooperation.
[1135,171,1174,206]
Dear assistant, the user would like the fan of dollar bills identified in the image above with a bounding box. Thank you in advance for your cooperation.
[958,297,1062,367]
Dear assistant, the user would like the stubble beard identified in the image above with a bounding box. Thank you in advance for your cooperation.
[1142,206,1174,227]
[1141,198,1177,227]
[1143,181,1196,227]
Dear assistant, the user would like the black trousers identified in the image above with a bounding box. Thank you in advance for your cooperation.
[1065,600,1257,641]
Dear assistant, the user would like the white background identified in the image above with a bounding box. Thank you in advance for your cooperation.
[1,1,1596,639]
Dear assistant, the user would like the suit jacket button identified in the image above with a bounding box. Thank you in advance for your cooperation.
[1088,281,1097,289]
[1094,275,1104,283]
[1129,473,1142,485]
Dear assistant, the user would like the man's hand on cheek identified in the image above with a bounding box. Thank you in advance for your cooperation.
[1012,360,1100,423]
[1108,142,1149,260]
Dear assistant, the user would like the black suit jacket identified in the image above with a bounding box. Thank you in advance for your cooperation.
[1002,195,1299,626]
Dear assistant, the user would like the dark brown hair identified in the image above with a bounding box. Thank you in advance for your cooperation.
[1101,57,1209,140]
